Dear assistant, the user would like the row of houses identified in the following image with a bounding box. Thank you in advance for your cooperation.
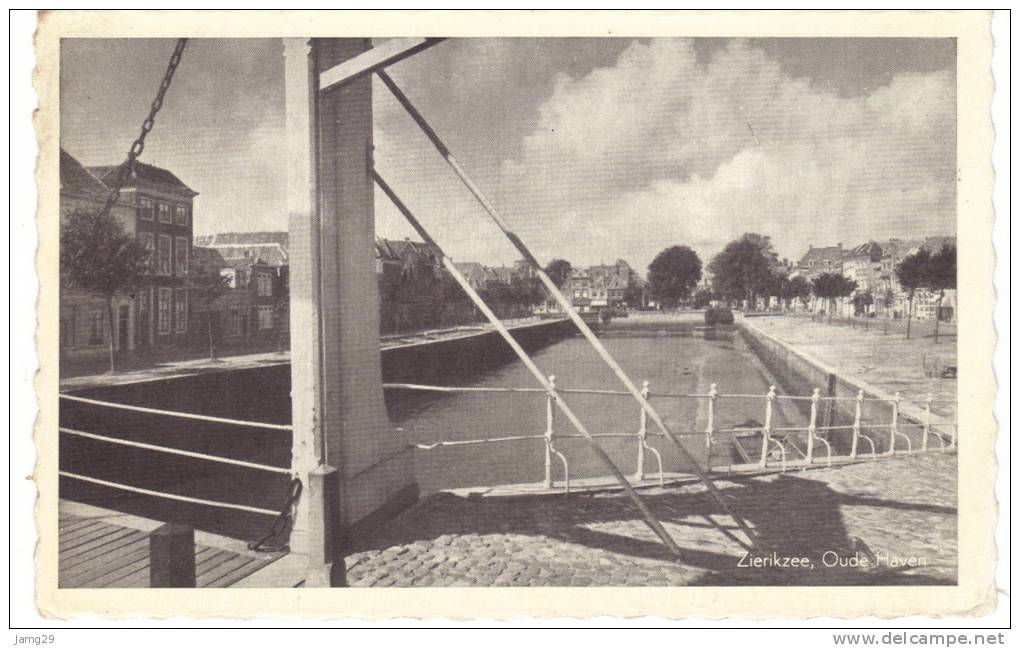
[536,259,634,315]
[790,236,957,321]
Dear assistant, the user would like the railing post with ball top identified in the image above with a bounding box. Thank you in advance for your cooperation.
[851,389,864,458]
[923,392,933,452]
[635,380,649,481]
[544,374,556,488]
[889,392,901,455]
[760,386,776,468]
[806,388,820,463]
[705,383,717,450]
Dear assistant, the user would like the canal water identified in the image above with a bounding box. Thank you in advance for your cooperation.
[60,314,807,543]
[387,315,807,493]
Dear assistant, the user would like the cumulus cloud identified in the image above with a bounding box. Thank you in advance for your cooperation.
[494,38,956,271]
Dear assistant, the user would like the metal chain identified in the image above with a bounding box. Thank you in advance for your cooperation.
[248,477,303,553]
[99,38,188,217]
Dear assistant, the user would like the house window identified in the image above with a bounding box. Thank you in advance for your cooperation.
[220,268,237,289]
[60,306,76,348]
[157,235,171,275]
[157,202,171,223]
[256,272,272,297]
[88,306,105,345]
[257,305,274,330]
[228,308,242,337]
[139,197,154,220]
[139,232,154,270]
[157,288,172,334]
[174,289,188,333]
[175,237,189,275]
[174,204,189,226]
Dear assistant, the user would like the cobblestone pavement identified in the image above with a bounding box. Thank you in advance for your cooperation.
[344,452,957,586]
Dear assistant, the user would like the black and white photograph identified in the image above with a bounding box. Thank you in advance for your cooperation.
[25,9,999,622]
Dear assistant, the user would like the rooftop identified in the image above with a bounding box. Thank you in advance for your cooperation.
[89,161,198,196]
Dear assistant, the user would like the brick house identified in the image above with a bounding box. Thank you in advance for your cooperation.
[89,159,198,352]
[60,150,197,361]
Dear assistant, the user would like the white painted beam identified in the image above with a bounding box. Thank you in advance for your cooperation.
[318,37,444,93]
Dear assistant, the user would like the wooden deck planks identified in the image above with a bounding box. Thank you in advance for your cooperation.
[58,513,283,589]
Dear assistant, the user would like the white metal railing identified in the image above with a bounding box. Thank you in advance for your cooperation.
[384,380,958,489]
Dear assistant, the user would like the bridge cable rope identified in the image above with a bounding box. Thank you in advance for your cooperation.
[59,394,293,431]
[377,71,761,554]
[59,427,292,475]
[58,471,280,516]
[373,170,686,557]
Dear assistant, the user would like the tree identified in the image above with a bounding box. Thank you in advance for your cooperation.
[188,257,231,360]
[852,290,874,316]
[811,272,857,324]
[647,245,702,308]
[623,275,646,309]
[894,248,931,339]
[927,244,957,344]
[544,258,572,288]
[707,233,781,310]
[691,288,717,309]
[60,208,149,373]
[780,275,812,310]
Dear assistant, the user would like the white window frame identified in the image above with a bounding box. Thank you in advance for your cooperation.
[174,289,188,333]
[256,272,273,297]
[157,202,172,224]
[139,232,155,270]
[157,235,172,276]
[257,305,274,330]
[157,288,172,334]
[139,197,154,221]
[228,307,242,337]
[174,204,189,227]
[175,236,189,276]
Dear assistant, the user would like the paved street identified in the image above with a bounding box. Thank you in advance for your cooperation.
[747,315,958,420]
[344,452,957,586]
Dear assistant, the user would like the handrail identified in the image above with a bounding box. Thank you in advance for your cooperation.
[59,427,292,475]
[59,394,293,431]
[58,471,280,516]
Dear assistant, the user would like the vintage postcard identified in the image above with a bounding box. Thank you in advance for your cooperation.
[34,10,997,619]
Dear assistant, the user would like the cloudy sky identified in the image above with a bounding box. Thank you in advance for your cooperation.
[61,37,956,272]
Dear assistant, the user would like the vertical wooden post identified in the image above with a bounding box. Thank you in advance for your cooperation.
[760,386,775,468]
[312,38,416,544]
[544,374,556,488]
[635,380,649,480]
[284,37,324,563]
[150,523,196,588]
[304,465,345,587]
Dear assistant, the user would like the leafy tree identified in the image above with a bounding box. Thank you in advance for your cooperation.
[780,275,812,310]
[811,272,858,324]
[188,257,231,360]
[852,290,874,316]
[60,208,149,373]
[894,248,931,339]
[691,288,717,309]
[707,233,781,310]
[623,275,646,309]
[647,245,702,308]
[544,258,572,288]
[927,244,957,344]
